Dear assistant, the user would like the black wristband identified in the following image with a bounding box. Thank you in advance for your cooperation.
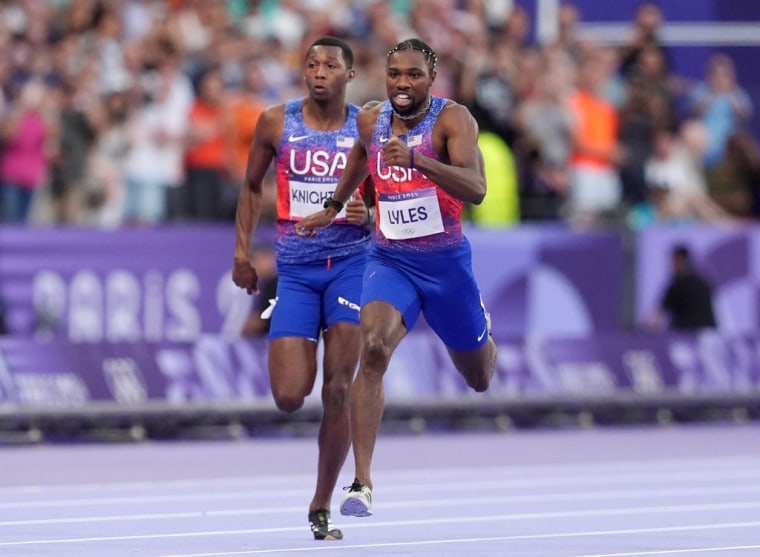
[323,197,344,213]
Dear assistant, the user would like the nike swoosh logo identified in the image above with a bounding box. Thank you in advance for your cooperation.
[477,326,488,342]
[379,136,389,143]
[289,134,310,142]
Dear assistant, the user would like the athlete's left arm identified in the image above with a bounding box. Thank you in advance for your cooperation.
[413,104,486,204]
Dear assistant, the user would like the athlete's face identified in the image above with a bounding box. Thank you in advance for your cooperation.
[304,46,354,101]
[386,49,436,116]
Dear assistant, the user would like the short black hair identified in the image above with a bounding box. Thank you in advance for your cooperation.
[672,244,691,261]
[387,38,438,71]
[307,36,354,69]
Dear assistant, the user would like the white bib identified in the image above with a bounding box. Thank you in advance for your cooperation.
[288,180,346,219]
[378,187,444,240]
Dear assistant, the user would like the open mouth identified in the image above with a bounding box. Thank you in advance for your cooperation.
[392,92,413,108]
[313,85,327,94]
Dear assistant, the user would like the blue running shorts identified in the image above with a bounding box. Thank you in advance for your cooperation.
[360,239,490,352]
[269,251,366,341]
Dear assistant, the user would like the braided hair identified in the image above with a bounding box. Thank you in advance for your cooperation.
[387,38,438,72]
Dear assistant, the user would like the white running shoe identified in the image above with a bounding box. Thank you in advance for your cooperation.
[340,480,373,517]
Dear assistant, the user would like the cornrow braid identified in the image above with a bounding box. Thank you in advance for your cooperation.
[387,38,438,71]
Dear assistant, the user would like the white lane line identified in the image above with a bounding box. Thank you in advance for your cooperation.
[154,523,760,556]
[3,454,760,494]
[3,467,760,510]
[2,505,760,547]
[572,546,760,557]
[164,544,760,557]
[2,484,760,526]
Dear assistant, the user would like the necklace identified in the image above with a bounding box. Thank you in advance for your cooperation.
[393,96,431,121]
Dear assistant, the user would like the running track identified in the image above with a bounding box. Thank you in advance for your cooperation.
[1,423,759,556]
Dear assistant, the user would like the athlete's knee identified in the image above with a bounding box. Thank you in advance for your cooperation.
[362,333,392,374]
[466,368,492,392]
[460,354,496,393]
[272,389,305,413]
[321,375,351,412]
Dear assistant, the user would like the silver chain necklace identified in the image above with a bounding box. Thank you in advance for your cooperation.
[393,96,431,121]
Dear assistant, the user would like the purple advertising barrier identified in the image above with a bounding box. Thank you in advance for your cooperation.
[635,223,756,335]
[0,224,623,341]
[466,226,623,338]
[0,335,275,409]
[0,224,265,342]
[1,331,757,411]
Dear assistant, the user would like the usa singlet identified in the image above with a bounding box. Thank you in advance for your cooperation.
[275,99,370,264]
[368,96,463,252]
[361,97,490,351]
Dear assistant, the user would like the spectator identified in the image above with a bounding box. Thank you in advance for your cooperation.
[705,131,760,218]
[226,56,267,189]
[551,2,587,64]
[0,80,56,224]
[689,54,753,169]
[182,65,232,221]
[619,2,670,78]
[514,67,575,220]
[457,37,518,147]
[48,79,99,224]
[470,130,519,226]
[83,90,132,227]
[89,1,132,97]
[644,245,717,331]
[566,49,624,227]
[122,47,192,225]
[630,123,731,228]
[597,44,626,110]
[630,43,677,126]
[617,70,656,207]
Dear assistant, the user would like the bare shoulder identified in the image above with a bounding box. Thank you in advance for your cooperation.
[258,103,286,128]
[255,103,286,143]
[437,100,479,136]
[440,100,477,125]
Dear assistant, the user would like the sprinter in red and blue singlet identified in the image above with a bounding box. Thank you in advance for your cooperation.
[295,39,498,520]
[270,97,370,339]
[274,99,369,266]
[232,37,372,542]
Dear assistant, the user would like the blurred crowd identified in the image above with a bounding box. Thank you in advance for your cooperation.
[0,0,757,229]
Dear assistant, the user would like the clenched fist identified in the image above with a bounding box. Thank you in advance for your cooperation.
[232,259,259,295]
[383,136,412,168]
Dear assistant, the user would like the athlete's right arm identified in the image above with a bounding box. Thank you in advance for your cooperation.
[232,106,282,294]
[294,107,376,237]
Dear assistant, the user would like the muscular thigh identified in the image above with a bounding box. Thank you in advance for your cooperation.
[268,336,318,396]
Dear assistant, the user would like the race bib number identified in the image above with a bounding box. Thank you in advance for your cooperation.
[288,181,345,219]
[378,188,443,240]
